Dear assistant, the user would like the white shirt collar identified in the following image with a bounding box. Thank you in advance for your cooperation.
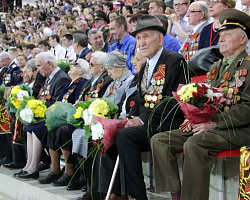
[191,21,207,33]
[48,67,60,82]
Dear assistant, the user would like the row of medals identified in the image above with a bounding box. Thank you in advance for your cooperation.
[144,78,165,108]
[221,70,247,106]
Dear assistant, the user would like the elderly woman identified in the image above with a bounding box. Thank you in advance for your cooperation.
[74,50,134,200]
[38,52,113,187]
[22,59,38,88]
[15,58,90,179]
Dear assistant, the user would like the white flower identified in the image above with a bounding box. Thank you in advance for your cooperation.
[82,107,93,125]
[91,122,104,140]
[17,90,29,101]
[205,89,223,100]
[20,107,34,123]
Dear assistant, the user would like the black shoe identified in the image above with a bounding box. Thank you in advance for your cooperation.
[38,171,63,184]
[17,171,39,179]
[77,191,105,200]
[0,157,11,165]
[81,185,87,192]
[67,178,86,191]
[13,170,26,177]
[3,162,26,169]
[52,173,73,187]
[38,161,50,171]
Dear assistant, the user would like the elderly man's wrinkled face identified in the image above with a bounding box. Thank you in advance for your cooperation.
[89,57,103,77]
[136,29,163,59]
[0,56,11,67]
[36,56,51,77]
[219,29,247,59]
[186,4,204,26]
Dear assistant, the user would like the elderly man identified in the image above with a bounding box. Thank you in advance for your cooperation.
[0,52,21,86]
[151,9,250,200]
[114,15,188,200]
[179,1,210,60]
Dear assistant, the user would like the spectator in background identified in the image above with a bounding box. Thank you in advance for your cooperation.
[179,1,210,60]
[168,0,190,44]
[72,33,90,61]
[155,14,181,52]
[108,16,136,72]
[122,5,133,17]
[49,34,67,60]
[198,0,235,49]
[88,28,109,53]
[148,0,166,15]
[31,48,42,59]
[62,34,77,60]
[77,20,90,34]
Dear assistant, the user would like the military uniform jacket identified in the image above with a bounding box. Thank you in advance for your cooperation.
[208,50,250,147]
[129,48,187,131]
[1,62,22,86]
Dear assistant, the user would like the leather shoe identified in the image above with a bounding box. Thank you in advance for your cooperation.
[52,173,72,187]
[0,157,11,165]
[13,170,26,177]
[3,162,26,169]
[38,161,50,171]
[17,171,39,179]
[77,191,105,200]
[81,185,87,192]
[67,177,86,191]
[39,171,63,184]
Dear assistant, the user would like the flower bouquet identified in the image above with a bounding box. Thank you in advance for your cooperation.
[45,101,75,131]
[7,84,33,113]
[172,83,225,124]
[16,98,47,125]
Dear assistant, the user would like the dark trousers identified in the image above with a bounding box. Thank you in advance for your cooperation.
[0,133,12,159]
[115,125,153,200]
[151,129,239,200]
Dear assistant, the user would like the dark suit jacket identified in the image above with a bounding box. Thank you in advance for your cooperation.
[129,48,188,131]
[33,73,47,99]
[37,69,71,107]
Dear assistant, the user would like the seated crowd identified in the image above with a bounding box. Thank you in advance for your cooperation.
[0,0,250,200]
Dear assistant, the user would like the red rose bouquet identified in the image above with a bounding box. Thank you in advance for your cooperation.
[173,83,225,124]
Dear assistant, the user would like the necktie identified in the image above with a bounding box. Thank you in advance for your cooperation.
[43,77,50,91]
[53,49,56,56]
[219,60,229,77]
[141,62,149,92]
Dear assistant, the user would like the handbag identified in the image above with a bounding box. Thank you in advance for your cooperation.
[188,46,223,75]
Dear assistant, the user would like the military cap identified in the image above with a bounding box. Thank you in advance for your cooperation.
[219,8,250,39]
[94,11,107,21]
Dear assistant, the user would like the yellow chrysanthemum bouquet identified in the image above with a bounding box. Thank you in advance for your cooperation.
[16,98,47,125]
[7,84,33,113]
[69,98,118,139]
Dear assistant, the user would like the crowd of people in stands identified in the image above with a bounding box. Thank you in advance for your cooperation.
[0,0,250,200]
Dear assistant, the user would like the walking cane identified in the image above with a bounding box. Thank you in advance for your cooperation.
[105,155,119,200]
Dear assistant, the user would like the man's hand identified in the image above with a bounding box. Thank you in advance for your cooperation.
[4,87,11,100]
[125,117,143,128]
[192,120,217,135]
[169,13,180,24]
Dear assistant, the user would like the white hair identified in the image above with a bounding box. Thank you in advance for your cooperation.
[78,59,91,80]
[91,51,107,65]
[36,52,57,66]
[0,52,11,59]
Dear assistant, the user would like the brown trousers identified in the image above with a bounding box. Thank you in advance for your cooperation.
[151,129,239,200]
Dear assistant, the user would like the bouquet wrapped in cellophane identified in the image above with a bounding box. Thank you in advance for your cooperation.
[45,101,76,131]
[173,83,225,124]
[16,98,47,125]
[7,84,33,113]
[69,98,125,155]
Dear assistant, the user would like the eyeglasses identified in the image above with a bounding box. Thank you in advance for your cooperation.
[208,0,223,5]
[173,3,188,7]
[187,10,202,14]
[74,62,80,67]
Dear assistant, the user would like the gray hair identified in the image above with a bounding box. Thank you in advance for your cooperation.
[0,52,11,59]
[26,59,37,71]
[77,58,91,80]
[91,51,107,65]
[192,1,209,21]
[88,28,101,39]
[104,50,127,68]
[237,28,249,46]
[73,33,88,47]
[36,52,57,66]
